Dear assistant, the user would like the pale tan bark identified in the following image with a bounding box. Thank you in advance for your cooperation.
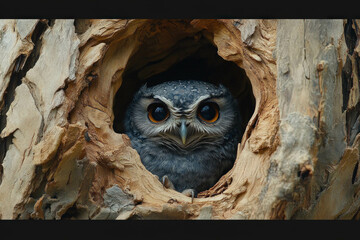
[0,19,359,219]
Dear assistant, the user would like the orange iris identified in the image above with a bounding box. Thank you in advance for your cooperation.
[147,103,170,123]
[197,102,219,123]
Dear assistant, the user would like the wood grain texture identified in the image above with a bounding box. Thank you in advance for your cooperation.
[0,19,359,219]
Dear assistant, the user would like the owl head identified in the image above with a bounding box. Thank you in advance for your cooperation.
[124,80,242,152]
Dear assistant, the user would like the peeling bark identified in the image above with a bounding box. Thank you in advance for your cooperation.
[0,19,359,219]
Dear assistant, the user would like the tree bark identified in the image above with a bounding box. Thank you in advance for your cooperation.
[0,19,359,219]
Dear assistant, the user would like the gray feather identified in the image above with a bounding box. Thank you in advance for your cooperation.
[123,80,243,194]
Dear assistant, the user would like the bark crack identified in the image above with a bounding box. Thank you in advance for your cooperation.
[303,19,310,80]
[343,19,360,145]
[0,20,48,183]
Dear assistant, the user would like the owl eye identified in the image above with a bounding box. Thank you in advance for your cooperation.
[197,102,220,123]
[147,103,170,123]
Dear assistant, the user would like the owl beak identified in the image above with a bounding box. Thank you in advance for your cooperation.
[180,119,187,145]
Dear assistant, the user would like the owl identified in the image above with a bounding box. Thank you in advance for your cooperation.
[123,80,243,199]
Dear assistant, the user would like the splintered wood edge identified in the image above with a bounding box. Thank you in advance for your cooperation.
[2,19,359,220]
[49,19,279,219]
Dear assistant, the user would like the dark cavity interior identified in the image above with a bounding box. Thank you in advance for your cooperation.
[112,28,255,137]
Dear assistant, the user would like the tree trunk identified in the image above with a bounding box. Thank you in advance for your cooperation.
[0,19,359,219]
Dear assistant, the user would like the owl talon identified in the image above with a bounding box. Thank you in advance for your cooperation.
[182,188,196,203]
[161,175,175,190]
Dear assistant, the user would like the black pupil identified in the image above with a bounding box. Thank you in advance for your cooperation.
[200,104,217,121]
[151,105,168,121]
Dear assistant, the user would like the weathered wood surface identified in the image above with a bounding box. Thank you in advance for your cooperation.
[0,19,359,219]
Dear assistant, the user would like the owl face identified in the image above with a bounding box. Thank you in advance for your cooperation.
[126,80,240,151]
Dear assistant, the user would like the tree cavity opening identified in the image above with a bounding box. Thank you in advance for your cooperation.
[112,21,255,136]
[110,20,256,196]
